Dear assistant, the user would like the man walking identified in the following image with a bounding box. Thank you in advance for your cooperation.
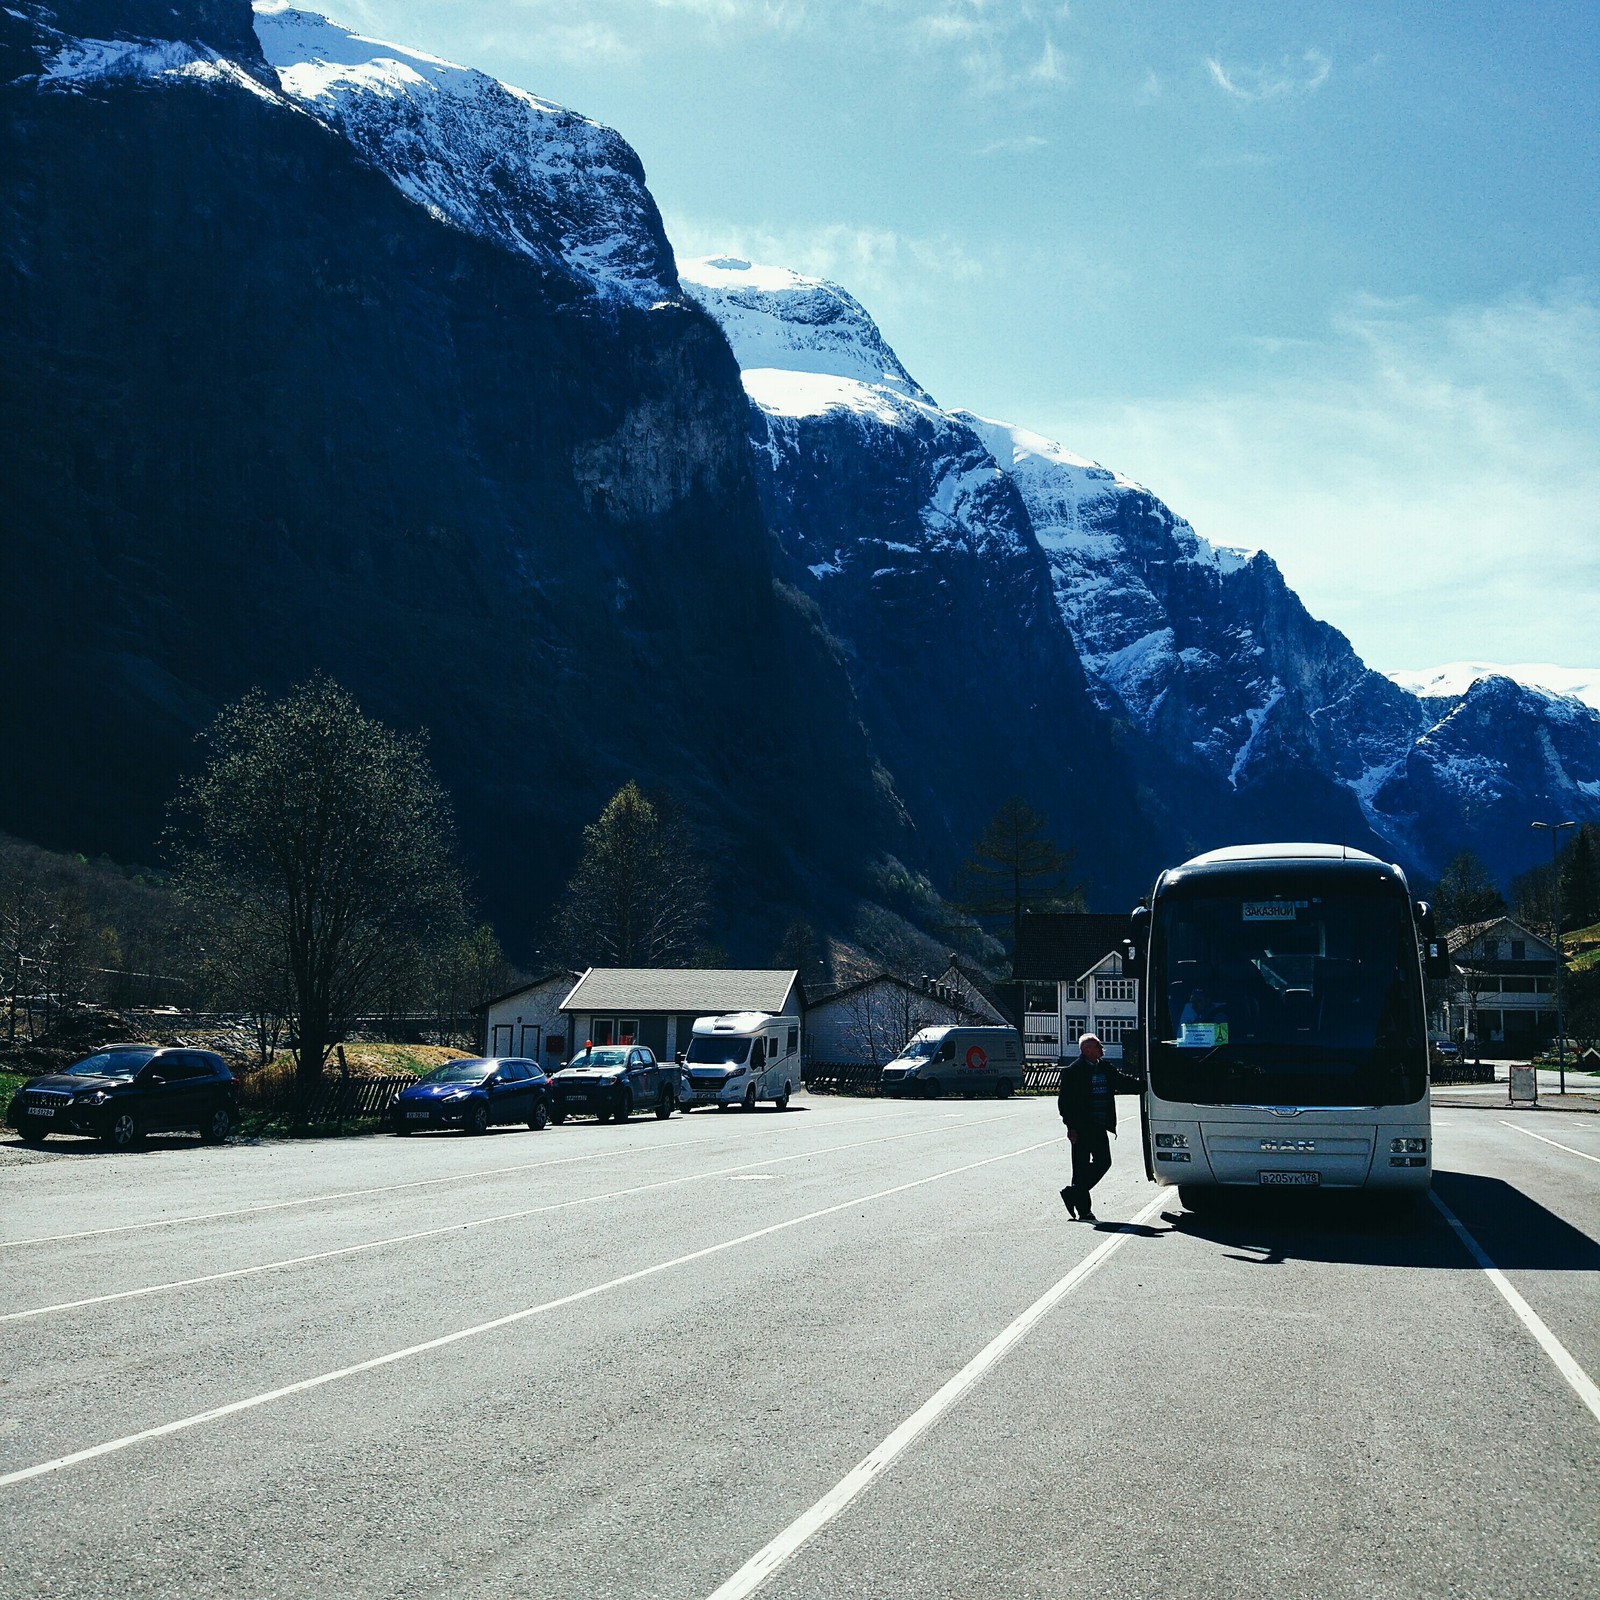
[1057,1032,1116,1221]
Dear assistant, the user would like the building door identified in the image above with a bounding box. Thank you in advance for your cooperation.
[492,1024,512,1055]
[519,1024,541,1057]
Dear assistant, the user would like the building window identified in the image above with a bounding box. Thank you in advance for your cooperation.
[1064,981,1086,1003]
[592,1019,615,1046]
[617,1018,639,1045]
[1064,1017,1086,1043]
[1095,977,1137,1002]
[1096,1017,1133,1044]
[1024,982,1057,1014]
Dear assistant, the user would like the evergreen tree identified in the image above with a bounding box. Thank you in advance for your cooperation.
[954,797,1082,963]
[554,782,708,967]
[1433,849,1506,933]
[1561,824,1600,932]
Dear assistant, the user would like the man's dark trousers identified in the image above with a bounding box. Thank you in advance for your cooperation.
[1070,1125,1112,1205]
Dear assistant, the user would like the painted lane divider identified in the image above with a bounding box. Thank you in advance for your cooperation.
[704,1187,1172,1600]
[0,1114,1033,1325]
[1430,1191,1600,1426]
[1499,1120,1600,1166]
[0,1100,1011,1251]
[0,1136,1065,1488]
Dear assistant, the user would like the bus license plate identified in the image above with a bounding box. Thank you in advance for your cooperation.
[1259,1170,1319,1186]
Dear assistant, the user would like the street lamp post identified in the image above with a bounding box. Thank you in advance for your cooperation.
[1532,819,1577,1094]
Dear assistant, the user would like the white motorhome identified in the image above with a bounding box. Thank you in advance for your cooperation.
[879,1024,1024,1099]
[683,1011,802,1111]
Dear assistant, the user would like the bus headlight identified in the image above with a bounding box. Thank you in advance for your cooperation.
[1154,1133,1188,1149]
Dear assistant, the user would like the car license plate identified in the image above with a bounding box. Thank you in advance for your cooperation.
[405,1110,429,1120]
[28,1106,56,1118]
[1259,1170,1320,1186]
[567,1095,587,1104]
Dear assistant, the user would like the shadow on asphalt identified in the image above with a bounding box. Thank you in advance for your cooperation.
[1137,1170,1600,1272]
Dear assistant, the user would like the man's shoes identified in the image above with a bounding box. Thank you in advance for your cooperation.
[1078,1203,1097,1222]
[1059,1185,1078,1218]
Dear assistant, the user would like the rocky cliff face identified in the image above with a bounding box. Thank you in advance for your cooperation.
[0,1,898,950]
[679,257,1159,899]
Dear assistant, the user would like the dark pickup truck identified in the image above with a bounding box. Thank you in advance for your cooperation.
[548,1045,677,1123]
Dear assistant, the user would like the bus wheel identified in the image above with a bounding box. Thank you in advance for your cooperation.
[1178,1185,1210,1213]
[743,1086,757,1112]
[923,1079,940,1100]
[775,1083,791,1111]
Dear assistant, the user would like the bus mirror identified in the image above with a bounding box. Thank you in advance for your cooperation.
[1127,905,1148,969]
[1416,901,1452,979]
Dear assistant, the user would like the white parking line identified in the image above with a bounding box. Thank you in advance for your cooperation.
[704,1188,1171,1600]
[0,1101,999,1251]
[1430,1191,1600,1426]
[0,1135,1062,1487]
[0,1115,1035,1324]
[1499,1121,1600,1165]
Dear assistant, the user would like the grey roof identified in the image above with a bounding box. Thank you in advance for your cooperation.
[560,968,801,1016]
[1014,913,1131,983]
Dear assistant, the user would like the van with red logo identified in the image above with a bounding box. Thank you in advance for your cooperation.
[879,1025,1023,1100]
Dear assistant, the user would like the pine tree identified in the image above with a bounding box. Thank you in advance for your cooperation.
[954,797,1082,963]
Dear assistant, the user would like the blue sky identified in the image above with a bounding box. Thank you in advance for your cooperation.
[342,1,1598,675]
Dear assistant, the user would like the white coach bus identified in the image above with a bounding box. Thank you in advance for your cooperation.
[1129,844,1448,1205]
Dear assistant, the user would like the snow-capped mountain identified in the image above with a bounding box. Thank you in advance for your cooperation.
[1391,663,1600,714]
[683,254,1600,887]
[25,1,678,305]
[680,256,1157,886]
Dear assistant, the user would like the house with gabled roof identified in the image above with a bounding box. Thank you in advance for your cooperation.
[1013,911,1138,1061]
[1446,915,1558,1051]
[558,968,804,1063]
[805,965,1003,1068]
[478,970,582,1064]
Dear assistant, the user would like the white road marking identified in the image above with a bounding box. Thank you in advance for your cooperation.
[0,1101,1009,1251]
[1499,1121,1600,1165]
[0,1135,1062,1487]
[703,1188,1171,1600]
[0,1115,1032,1324]
[1430,1191,1600,1426]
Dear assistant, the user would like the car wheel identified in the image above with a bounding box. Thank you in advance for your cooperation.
[743,1086,757,1112]
[529,1099,549,1131]
[200,1104,233,1145]
[464,1103,489,1136]
[923,1078,941,1100]
[102,1109,140,1152]
[655,1090,672,1119]
[616,1094,632,1123]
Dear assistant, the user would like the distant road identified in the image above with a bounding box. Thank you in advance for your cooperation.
[2,1097,1596,1598]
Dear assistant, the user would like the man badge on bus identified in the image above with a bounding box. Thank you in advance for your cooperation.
[1057,1032,1116,1221]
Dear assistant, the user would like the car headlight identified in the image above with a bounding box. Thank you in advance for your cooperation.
[76,1091,110,1106]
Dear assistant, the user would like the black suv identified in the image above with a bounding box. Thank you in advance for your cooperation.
[6,1046,239,1151]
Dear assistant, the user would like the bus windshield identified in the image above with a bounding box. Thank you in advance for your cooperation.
[1150,870,1425,1108]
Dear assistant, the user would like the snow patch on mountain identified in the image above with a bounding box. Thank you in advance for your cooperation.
[680,256,930,403]
[253,5,675,305]
[34,29,281,99]
[1389,662,1600,713]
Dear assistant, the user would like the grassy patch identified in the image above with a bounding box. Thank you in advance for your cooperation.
[1,1070,26,1108]
[333,1042,471,1077]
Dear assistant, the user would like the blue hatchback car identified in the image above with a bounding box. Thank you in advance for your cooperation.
[391,1057,550,1135]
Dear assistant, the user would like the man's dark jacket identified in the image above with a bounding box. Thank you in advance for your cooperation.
[1057,1052,1118,1132]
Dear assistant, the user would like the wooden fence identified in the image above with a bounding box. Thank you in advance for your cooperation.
[247,1074,414,1123]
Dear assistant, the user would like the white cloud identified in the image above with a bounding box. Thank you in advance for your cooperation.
[978,133,1049,155]
[1038,285,1600,672]
[1206,48,1331,102]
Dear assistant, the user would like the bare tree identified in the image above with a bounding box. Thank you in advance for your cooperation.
[170,677,467,1126]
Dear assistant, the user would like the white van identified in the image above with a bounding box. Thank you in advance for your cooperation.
[879,1025,1023,1099]
[683,1011,802,1111]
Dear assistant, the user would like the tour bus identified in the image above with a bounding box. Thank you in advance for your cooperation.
[682,1012,801,1111]
[1129,844,1448,1204]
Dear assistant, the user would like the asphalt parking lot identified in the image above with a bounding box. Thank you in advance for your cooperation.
[1,1094,1596,1599]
